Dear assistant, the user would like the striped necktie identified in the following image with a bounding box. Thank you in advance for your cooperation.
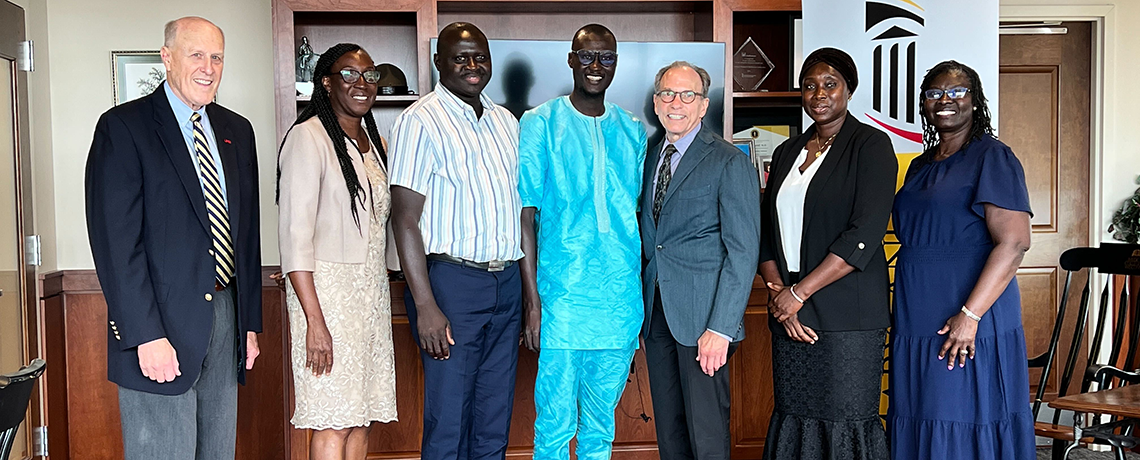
[190,113,235,287]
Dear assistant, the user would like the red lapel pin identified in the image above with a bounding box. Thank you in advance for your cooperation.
[223,139,232,144]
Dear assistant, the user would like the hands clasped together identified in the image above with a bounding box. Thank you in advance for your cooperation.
[765,281,818,344]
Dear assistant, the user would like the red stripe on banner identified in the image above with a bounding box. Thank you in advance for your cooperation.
[865,113,923,144]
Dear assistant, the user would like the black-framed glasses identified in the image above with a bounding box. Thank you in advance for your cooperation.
[573,49,618,67]
[924,87,970,100]
[337,68,382,84]
[655,90,703,104]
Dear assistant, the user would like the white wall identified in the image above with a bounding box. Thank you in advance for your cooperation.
[34,0,277,270]
[13,0,1140,271]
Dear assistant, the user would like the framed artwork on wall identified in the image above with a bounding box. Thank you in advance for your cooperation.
[111,50,165,105]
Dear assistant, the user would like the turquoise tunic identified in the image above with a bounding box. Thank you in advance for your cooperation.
[518,96,647,350]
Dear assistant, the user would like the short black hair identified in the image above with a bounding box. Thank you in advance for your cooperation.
[571,24,616,50]
[438,22,488,53]
[919,60,994,151]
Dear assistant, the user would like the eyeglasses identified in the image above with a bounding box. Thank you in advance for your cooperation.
[924,87,970,100]
[337,68,382,84]
[573,49,618,67]
[655,90,703,104]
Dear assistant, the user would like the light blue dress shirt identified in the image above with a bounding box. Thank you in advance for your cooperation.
[164,82,228,207]
[651,121,701,187]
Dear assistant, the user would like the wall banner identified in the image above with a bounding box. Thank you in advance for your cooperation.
[802,0,999,157]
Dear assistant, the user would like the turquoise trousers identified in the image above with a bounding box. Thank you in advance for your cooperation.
[533,346,638,460]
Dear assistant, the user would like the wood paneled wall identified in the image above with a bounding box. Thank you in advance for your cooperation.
[40,269,773,459]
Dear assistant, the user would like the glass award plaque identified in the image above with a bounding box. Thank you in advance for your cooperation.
[733,37,774,92]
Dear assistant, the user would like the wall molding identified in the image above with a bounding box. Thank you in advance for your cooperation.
[40,267,288,298]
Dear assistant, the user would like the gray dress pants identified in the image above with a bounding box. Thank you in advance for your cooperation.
[118,283,238,460]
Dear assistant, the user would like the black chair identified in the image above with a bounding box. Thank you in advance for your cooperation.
[1030,243,1140,459]
[0,358,46,460]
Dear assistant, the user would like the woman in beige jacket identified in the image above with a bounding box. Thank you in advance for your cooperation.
[276,43,395,460]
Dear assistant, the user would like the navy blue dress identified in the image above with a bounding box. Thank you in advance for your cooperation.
[888,135,1036,459]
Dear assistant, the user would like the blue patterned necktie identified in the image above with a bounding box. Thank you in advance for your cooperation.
[191,113,234,287]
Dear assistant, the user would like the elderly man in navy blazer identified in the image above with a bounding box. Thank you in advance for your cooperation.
[85,16,262,460]
[640,61,761,459]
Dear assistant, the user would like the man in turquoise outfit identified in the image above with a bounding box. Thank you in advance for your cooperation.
[518,24,648,460]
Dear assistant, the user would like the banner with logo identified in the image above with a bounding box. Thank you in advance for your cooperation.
[803,0,999,159]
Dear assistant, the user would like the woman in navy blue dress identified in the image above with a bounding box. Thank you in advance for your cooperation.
[888,60,1036,459]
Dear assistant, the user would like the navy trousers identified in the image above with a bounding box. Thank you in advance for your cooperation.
[406,259,522,460]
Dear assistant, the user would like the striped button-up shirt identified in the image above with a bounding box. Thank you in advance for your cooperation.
[389,83,523,262]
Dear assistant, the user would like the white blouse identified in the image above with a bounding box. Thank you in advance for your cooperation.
[775,145,831,272]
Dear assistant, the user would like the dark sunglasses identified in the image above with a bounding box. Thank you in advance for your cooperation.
[337,68,382,84]
[655,90,703,104]
[924,87,970,100]
[573,49,618,67]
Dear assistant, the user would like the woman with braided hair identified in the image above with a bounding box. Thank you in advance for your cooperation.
[277,43,396,459]
[889,60,1035,459]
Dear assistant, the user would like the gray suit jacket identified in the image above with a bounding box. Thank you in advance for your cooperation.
[639,123,761,346]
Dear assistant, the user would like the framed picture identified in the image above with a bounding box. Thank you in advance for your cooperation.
[733,139,752,157]
[112,50,165,105]
[790,17,804,90]
[757,154,773,189]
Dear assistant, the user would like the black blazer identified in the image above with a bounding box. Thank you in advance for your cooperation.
[759,114,896,332]
[85,86,262,395]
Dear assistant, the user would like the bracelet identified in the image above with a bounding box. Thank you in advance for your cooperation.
[789,284,806,304]
[960,305,982,322]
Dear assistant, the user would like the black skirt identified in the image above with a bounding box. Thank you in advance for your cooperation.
[763,328,889,460]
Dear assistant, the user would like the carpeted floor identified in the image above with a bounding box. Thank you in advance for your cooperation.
[1037,447,1140,459]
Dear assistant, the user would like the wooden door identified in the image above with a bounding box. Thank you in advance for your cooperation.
[999,21,1092,401]
[0,3,43,459]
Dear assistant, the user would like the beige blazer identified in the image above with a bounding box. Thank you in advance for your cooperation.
[278,116,386,274]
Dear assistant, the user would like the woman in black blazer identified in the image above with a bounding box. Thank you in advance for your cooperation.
[758,48,896,460]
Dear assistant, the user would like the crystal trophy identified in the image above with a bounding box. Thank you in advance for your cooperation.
[733,37,775,92]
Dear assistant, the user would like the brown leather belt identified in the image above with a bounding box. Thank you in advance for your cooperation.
[427,253,514,272]
[215,281,225,291]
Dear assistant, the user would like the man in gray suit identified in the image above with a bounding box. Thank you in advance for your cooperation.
[640,61,760,459]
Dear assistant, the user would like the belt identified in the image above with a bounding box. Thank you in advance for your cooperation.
[215,281,226,291]
[427,253,514,272]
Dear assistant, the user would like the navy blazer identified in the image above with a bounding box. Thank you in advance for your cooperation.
[85,86,262,395]
[640,123,761,346]
[759,114,895,333]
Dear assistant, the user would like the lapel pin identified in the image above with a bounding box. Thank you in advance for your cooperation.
[224,139,232,144]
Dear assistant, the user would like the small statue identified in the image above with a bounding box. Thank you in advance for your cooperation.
[296,36,317,82]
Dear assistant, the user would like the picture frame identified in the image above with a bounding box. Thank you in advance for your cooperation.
[733,139,752,157]
[112,50,165,105]
[790,16,804,90]
[757,154,773,189]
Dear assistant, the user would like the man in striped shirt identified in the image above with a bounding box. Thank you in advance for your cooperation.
[389,22,524,460]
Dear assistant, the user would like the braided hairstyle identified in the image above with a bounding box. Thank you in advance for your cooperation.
[918,60,994,153]
[276,43,387,231]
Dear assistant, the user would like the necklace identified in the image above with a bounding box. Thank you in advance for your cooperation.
[812,132,837,158]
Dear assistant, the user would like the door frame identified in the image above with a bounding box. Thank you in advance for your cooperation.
[0,1,42,458]
[1000,4,1113,344]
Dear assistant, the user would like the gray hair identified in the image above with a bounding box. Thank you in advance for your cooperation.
[653,61,711,97]
[164,17,224,48]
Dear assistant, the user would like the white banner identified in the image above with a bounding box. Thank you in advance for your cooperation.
[803,0,999,155]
